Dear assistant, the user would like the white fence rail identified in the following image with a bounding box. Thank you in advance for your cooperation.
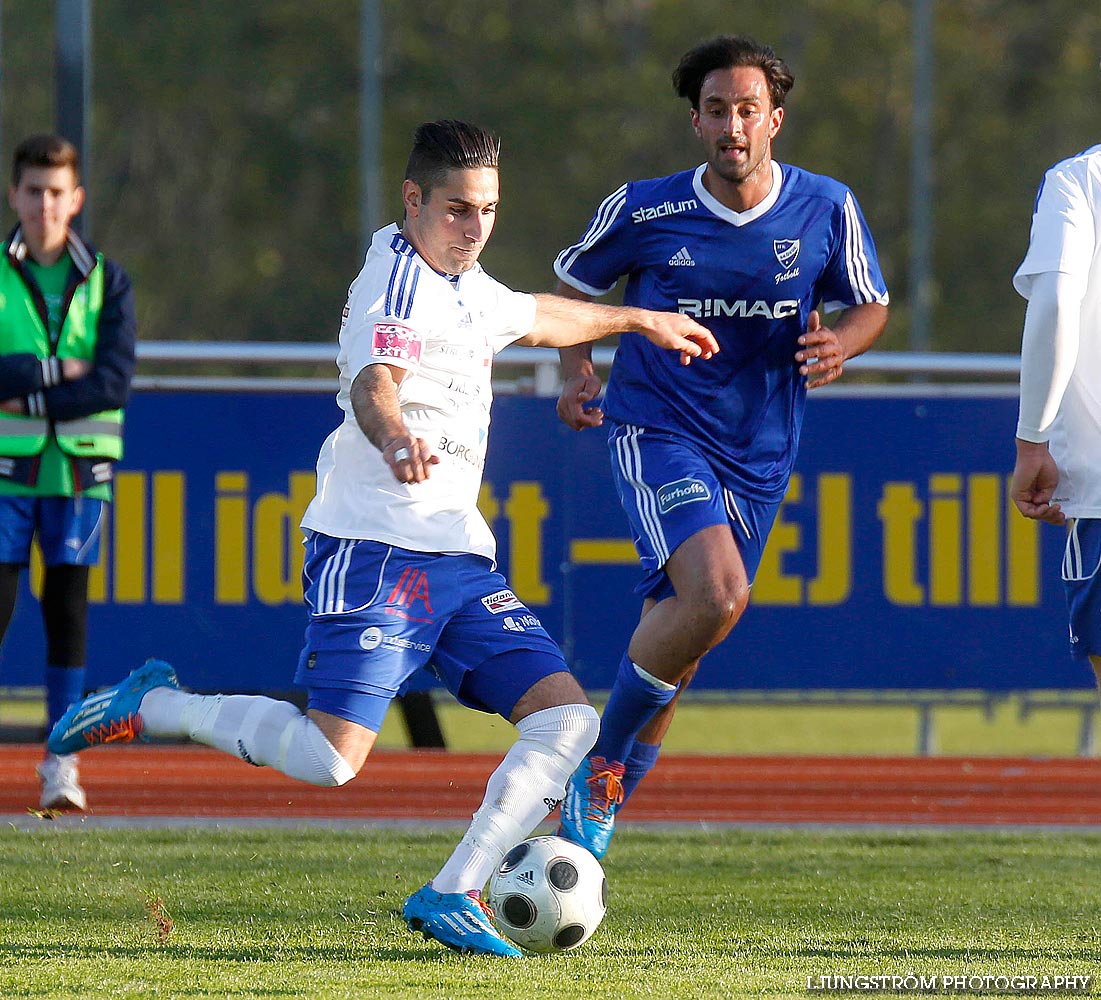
[135,342,1022,396]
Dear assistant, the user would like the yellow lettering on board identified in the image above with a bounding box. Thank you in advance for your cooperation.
[808,474,852,606]
[253,473,314,605]
[879,482,924,606]
[113,472,146,603]
[153,472,185,604]
[754,474,803,605]
[1006,489,1040,606]
[215,472,248,604]
[929,474,962,606]
[967,474,1001,606]
[505,482,551,605]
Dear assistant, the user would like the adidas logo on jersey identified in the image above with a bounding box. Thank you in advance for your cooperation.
[668,247,695,267]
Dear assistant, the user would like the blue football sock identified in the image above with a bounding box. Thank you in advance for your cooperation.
[45,664,86,734]
[592,653,677,765]
[621,739,662,804]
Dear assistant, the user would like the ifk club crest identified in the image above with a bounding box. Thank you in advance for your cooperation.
[773,239,800,269]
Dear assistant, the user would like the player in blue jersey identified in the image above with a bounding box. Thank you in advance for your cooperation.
[554,35,889,857]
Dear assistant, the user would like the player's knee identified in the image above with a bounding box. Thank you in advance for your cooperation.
[565,704,601,763]
[244,704,357,787]
[694,578,750,638]
[294,715,359,787]
[518,703,599,770]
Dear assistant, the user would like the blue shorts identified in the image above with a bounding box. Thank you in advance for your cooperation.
[0,495,105,566]
[607,421,782,602]
[294,534,568,731]
[1062,518,1101,659]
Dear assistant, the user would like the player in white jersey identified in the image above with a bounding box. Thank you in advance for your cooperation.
[553,36,889,858]
[48,120,717,957]
[1011,144,1101,700]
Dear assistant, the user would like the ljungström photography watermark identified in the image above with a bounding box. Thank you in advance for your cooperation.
[805,973,1093,994]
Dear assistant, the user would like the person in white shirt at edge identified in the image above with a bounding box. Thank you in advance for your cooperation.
[1011,144,1101,703]
[48,119,718,958]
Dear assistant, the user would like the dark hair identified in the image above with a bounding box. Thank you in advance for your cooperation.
[673,35,795,111]
[404,120,501,199]
[12,133,81,186]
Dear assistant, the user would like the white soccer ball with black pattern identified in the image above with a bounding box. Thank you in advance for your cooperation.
[487,835,608,953]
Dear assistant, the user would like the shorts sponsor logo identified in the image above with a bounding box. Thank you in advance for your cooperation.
[359,626,431,654]
[502,614,541,633]
[371,322,422,363]
[657,477,711,514]
[482,589,524,614]
[386,567,434,623]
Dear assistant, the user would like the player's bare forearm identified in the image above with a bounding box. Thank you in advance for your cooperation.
[350,365,406,451]
[523,294,717,362]
[797,302,888,388]
[834,302,888,360]
[350,364,438,483]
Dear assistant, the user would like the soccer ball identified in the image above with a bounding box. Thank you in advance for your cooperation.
[487,835,608,953]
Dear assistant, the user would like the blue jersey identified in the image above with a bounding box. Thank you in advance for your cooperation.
[555,161,889,501]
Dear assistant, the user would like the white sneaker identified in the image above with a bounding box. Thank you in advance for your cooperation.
[36,753,88,811]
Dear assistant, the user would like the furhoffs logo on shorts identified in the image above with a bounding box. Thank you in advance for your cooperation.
[656,477,711,514]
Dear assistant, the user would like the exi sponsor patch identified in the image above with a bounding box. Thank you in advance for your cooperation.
[657,477,711,514]
[371,322,422,363]
[481,589,524,614]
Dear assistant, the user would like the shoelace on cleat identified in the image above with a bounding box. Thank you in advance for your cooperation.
[583,762,625,821]
[466,889,497,922]
[83,713,143,746]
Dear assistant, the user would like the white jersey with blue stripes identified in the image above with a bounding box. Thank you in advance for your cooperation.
[555,161,889,501]
[302,224,537,560]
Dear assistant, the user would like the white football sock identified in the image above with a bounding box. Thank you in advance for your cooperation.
[431,703,599,894]
[139,688,355,787]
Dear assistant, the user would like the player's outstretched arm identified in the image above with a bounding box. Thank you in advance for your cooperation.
[349,364,439,484]
[522,293,718,366]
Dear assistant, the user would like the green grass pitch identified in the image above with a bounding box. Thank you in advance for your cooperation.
[2,825,1097,999]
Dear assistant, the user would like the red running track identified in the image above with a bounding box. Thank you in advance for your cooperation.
[3,745,1101,825]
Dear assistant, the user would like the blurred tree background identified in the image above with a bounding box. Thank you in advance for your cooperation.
[2,0,1099,354]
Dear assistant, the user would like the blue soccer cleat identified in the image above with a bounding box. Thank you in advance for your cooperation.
[557,755,625,860]
[47,659,179,756]
[403,883,522,957]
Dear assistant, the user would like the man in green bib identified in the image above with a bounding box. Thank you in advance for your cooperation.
[0,134,136,810]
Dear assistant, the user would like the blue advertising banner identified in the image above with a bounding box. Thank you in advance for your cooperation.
[0,389,1084,694]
